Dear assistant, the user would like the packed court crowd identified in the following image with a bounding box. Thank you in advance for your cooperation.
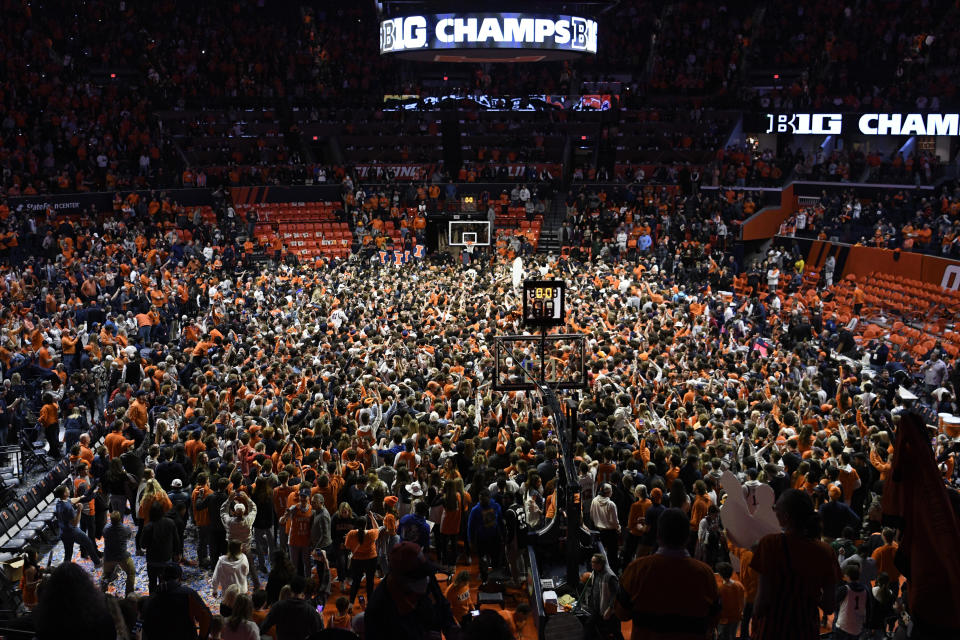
[0,185,956,640]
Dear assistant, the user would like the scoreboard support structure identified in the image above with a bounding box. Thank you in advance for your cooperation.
[522,279,565,386]
[493,279,591,602]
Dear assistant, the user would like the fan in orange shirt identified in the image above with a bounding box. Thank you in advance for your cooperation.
[104,422,135,459]
[343,512,380,605]
[870,528,900,584]
[715,562,745,639]
[327,597,353,630]
[444,570,474,625]
[39,393,60,457]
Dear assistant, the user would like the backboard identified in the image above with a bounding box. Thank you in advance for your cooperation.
[448,219,491,246]
[494,334,587,391]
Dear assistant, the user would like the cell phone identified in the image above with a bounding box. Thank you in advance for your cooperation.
[316,604,324,614]
[471,610,480,617]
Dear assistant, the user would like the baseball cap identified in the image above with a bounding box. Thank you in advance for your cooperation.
[171,479,182,489]
[234,503,246,515]
[384,495,399,508]
[299,487,311,497]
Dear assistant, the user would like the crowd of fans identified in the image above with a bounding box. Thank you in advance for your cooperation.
[746,0,960,111]
[780,184,960,258]
[0,1,182,197]
[1,2,960,640]
[558,186,754,259]
[647,0,753,96]
[713,145,944,188]
[3,0,958,200]
[0,178,955,640]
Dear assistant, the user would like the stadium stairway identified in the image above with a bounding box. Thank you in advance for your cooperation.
[538,197,568,254]
[538,228,562,254]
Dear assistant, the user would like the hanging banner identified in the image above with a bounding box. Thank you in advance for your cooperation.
[380,245,426,265]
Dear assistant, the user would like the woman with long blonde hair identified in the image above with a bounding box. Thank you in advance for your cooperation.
[138,478,172,522]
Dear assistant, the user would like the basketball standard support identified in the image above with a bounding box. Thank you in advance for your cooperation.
[493,332,585,589]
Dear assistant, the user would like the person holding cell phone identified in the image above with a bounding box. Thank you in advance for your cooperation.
[344,511,380,605]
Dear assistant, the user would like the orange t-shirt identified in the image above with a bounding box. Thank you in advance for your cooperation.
[445,582,472,621]
[717,578,745,624]
[690,494,712,528]
[317,476,343,513]
[328,612,352,630]
[871,543,900,582]
[185,439,207,465]
[104,432,135,458]
[344,528,379,561]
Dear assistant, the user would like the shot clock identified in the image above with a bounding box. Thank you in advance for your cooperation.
[523,279,565,327]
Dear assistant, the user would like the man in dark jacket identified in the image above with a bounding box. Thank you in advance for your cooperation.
[467,489,503,583]
[199,477,229,562]
[156,448,188,491]
[819,486,861,540]
[397,500,431,551]
[259,575,324,639]
[639,488,665,553]
[343,475,370,515]
[168,479,192,513]
[53,484,102,566]
[142,501,181,594]
[142,563,211,640]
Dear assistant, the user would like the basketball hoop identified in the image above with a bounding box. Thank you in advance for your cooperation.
[464,240,475,252]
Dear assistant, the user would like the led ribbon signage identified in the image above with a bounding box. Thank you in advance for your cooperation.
[379,13,598,55]
[761,113,960,136]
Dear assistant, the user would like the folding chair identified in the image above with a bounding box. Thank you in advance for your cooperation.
[19,427,50,475]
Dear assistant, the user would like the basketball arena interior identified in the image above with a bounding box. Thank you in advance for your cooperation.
[0,1,959,639]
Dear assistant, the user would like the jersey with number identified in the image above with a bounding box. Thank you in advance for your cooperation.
[287,505,313,547]
[836,582,868,635]
[743,480,762,513]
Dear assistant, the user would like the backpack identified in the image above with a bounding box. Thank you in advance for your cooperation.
[701,526,727,567]
[523,492,542,528]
